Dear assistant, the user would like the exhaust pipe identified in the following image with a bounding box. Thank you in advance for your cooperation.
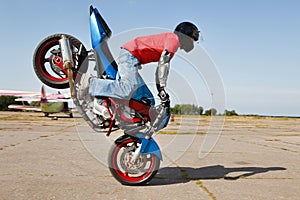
[59,35,76,98]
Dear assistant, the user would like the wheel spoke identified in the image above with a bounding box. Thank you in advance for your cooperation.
[56,72,65,79]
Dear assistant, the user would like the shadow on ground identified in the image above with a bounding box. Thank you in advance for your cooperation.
[150,165,286,185]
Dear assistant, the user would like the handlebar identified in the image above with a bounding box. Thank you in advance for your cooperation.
[145,106,171,138]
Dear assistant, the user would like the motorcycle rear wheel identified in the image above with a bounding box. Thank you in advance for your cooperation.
[108,136,160,185]
[33,34,87,89]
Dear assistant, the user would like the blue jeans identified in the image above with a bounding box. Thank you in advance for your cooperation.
[89,48,140,100]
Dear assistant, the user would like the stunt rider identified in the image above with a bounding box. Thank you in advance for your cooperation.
[89,22,200,111]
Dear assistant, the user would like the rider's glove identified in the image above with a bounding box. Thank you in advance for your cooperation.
[158,88,170,112]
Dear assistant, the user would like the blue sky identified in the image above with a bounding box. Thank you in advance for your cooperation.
[0,0,299,116]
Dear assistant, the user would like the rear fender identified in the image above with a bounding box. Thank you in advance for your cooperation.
[89,5,118,79]
[89,5,111,48]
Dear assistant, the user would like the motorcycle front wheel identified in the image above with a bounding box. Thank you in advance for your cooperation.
[108,136,160,185]
[33,34,87,89]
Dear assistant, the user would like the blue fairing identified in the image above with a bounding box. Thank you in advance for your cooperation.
[135,134,162,160]
[90,7,108,48]
[156,111,171,131]
[94,44,118,80]
[90,7,117,79]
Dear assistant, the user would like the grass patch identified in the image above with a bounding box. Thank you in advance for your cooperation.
[194,180,217,200]
[10,143,19,147]
[40,135,49,138]
[42,174,54,177]
[272,117,290,121]
[274,133,299,136]
[158,131,206,135]
[255,125,268,128]
[265,139,280,142]
[280,148,289,151]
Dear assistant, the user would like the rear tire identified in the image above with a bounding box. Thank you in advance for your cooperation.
[33,34,87,89]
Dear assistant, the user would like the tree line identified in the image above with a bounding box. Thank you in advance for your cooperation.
[170,104,238,116]
[0,96,238,116]
[0,96,37,111]
[0,96,19,111]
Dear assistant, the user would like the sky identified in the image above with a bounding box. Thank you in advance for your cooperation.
[0,0,299,116]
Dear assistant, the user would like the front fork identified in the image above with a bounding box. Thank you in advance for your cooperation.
[59,35,76,98]
[130,107,167,163]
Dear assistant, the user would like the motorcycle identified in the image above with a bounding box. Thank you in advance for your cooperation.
[32,5,171,185]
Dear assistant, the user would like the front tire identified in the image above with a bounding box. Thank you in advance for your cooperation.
[33,34,87,89]
[108,136,160,185]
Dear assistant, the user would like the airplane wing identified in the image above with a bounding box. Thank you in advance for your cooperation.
[0,89,70,100]
[46,93,71,99]
[14,97,71,102]
[2,87,74,116]
[8,105,41,111]
[47,99,72,102]
[0,90,40,97]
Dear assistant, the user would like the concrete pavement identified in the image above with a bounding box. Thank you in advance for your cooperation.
[0,112,299,199]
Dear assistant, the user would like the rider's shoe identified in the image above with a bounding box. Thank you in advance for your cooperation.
[93,98,111,119]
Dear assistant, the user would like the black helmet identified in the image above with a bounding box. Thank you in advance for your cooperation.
[174,22,200,52]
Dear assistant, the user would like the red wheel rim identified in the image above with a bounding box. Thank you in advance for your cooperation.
[37,39,68,83]
[111,139,156,183]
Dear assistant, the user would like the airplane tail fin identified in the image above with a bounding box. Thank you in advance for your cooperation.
[40,85,48,103]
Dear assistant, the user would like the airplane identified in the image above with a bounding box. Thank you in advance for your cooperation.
[0,86,74,118]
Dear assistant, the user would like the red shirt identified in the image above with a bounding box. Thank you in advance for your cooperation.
[121,32,180,64]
